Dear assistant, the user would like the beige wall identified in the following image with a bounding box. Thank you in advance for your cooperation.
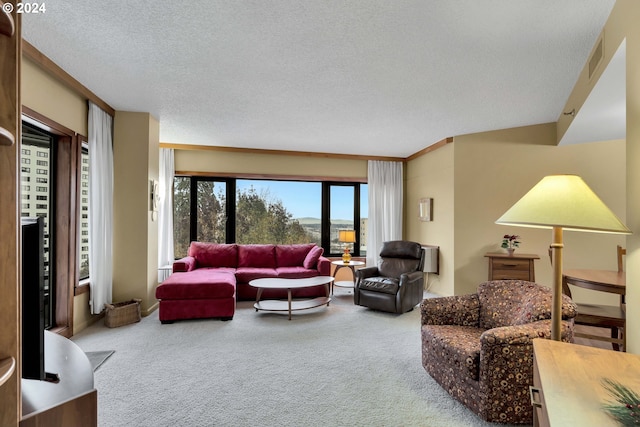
[22,57,88,136]
[147,117,160,310]
[174,149,368,179]
[73,292,91,331]
[454,126,625,299]
[406,124,626,305]
[611,0,640,354]
[113,112,159,314]
[557,0,640,353]
[405,144,454,295]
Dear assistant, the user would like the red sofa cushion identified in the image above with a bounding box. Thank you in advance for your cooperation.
[235,267,278,283]
[156,269,236,300]
[238,244,276,268]
[276,266,321,279]
[276,244,315,267]
[189,242,238,268]
[303,246,324,269]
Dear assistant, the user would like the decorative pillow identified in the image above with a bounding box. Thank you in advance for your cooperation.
[238,244,276,268]
[188,242,238,268]
[303,246,324,269]
[276,244,315,267]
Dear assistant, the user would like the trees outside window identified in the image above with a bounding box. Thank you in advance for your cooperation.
[196,180,227,243]
[173,176,191,257]
[236,180,321,245]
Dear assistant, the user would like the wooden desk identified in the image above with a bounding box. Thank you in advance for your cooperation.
[562,269,625,300]
[532,339,640,427]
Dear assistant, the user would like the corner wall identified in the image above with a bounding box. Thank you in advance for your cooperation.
[406,124,626,303]
[453,125,625,298]
[405,143,454,295]
[113,112,159,314]
[558,0,640,353]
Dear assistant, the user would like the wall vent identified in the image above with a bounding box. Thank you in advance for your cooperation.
[589,37,604,79]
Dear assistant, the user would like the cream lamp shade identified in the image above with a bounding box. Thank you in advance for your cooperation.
[496,174,630,341]
[496,175,630,234]
[338,229,357,243]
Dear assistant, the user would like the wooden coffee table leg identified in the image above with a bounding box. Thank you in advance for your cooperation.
[325,283,330,305]
[287,289,292,320]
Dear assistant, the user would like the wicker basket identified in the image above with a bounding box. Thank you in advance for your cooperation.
[104,298,142,328]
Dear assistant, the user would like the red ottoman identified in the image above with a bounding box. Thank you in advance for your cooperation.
[156,269,236,323]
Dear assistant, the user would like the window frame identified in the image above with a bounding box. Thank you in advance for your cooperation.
[22,107,88,338]
[322,182,362,257]
[175,175,366,259]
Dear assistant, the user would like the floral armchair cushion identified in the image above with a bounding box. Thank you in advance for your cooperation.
[477,280,576,329]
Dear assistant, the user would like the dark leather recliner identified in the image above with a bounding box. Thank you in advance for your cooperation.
[354,240,425,313]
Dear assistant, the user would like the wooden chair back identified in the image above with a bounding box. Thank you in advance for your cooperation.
[565,245,626,351]
[618,245,626,273]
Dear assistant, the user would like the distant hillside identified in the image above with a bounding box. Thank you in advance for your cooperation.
[295,217,354,225]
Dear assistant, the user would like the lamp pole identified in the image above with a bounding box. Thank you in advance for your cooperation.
[551,226,564,341]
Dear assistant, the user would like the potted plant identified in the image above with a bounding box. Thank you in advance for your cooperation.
[501,234,520,256]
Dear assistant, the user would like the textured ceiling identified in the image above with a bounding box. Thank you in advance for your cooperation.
[22,1,616,158]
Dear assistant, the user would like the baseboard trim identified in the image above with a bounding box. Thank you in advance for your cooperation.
[143,302,159,317]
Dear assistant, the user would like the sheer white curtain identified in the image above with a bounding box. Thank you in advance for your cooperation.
[88,102,114,314]
[158,148,175,282]
[367,160,403,267]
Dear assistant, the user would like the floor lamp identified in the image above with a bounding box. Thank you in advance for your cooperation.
[496,175,631,341]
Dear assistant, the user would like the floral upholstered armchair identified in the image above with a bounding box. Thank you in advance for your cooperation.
[420,280,577,424]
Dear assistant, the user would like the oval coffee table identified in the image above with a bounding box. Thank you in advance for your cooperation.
[249,276,334,320]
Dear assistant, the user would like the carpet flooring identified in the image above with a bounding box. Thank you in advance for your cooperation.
[85,350,115,372]
[72,291,523,427]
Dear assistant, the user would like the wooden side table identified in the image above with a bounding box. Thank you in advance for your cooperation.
[484,252,539,281]
[331,260,365,294]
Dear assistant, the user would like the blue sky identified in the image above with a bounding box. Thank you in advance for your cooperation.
[236,180,367,220]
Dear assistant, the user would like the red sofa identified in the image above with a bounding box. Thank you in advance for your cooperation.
[155,242,330,323]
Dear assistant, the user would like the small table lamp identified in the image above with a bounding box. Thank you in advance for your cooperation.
[496,175,631,341]
[338,229,357,263]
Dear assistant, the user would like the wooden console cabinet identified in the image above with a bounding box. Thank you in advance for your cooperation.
[485,252,539,281]
[21,331,97,427]
[532,339,640,427]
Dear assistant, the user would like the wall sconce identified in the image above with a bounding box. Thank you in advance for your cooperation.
[150,179,159,221]
[419,198,433,222]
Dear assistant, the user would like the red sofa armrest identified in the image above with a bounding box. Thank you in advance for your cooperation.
[173,256,196,273]
[317,256,331,276]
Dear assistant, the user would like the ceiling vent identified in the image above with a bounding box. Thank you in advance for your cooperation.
[588,37,604,80]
